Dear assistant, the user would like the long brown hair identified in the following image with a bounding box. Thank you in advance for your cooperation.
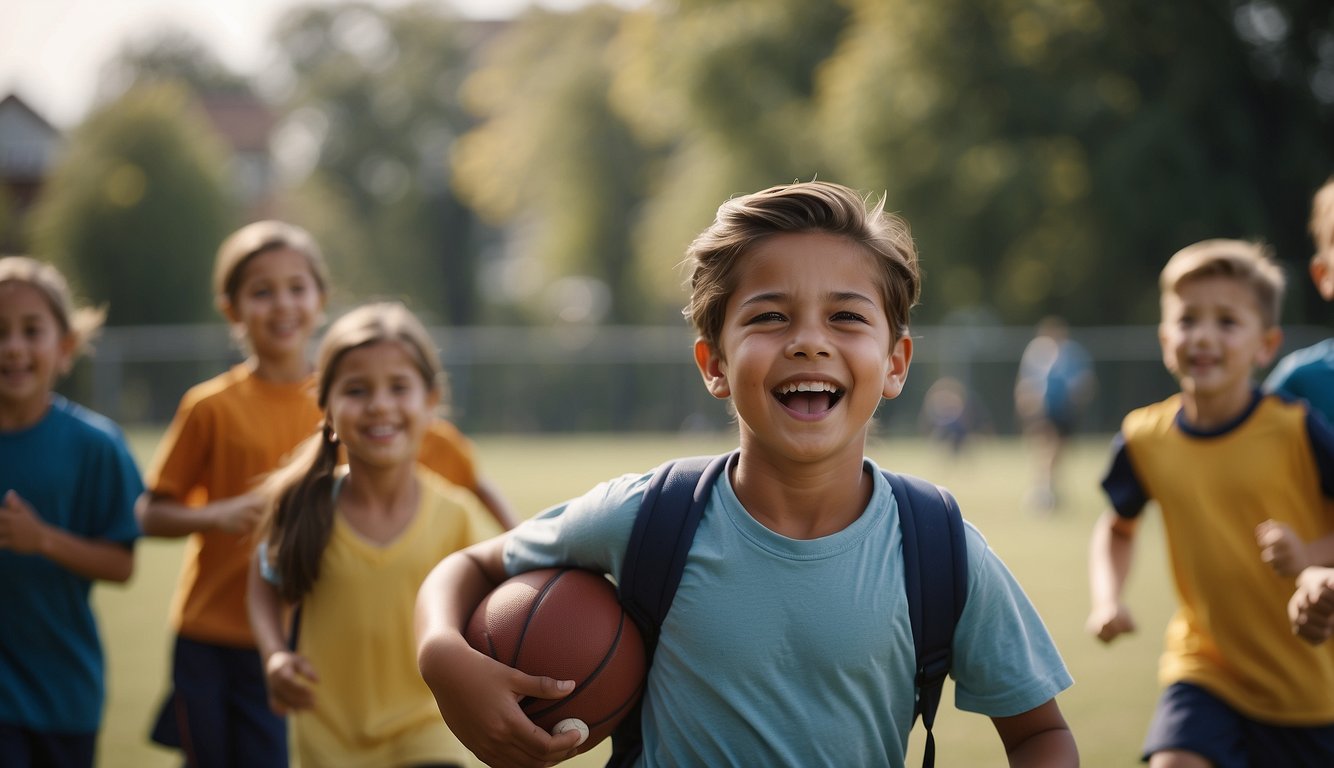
[258,301,444,602]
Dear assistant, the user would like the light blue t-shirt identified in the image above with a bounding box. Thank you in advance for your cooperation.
[1265,338,1334,424]
[504,455,1072,767]
[0,396,143,733]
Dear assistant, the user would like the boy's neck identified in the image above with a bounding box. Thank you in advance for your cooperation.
[729,445,873,539]
[0,391,53,432]
[247,354,313,384]
[1177,384,1258,432]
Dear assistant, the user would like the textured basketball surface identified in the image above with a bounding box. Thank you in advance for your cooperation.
[465,567,646,753]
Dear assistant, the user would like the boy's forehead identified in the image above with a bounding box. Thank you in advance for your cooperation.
[1162,274,1264,314]
[733,233,883,284]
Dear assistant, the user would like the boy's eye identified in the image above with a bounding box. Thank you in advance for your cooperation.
[832,310,868,323]
[747,311,786,324]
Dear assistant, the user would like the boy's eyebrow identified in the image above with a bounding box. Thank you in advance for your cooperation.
[736,290,880,308]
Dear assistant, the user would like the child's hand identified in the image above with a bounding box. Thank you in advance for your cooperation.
[1289,567,1334,645]
[263,650,319,714]
[214,493,264,535]
[1256,520,1308,577]
[420,638,583,768]
[1086,602,1136,644]
[0,490,48,554]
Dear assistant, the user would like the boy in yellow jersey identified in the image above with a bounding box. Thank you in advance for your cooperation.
[1087,239,1334,767]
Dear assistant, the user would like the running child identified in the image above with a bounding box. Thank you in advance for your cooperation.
[1087,239,1334,767]
[415,180,1077,768]
[0,256,143,768]
[137,220,330,767]
[248,301,502,767]
[1257,177,1334,584]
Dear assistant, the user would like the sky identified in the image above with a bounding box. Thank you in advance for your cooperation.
[1,0,637,129]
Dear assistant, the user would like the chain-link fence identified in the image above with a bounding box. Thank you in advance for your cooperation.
[60,323,1328,436]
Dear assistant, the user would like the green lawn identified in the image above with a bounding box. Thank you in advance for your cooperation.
[96,430,1170,767]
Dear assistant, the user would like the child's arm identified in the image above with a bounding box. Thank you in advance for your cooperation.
[0,490,133,582]
[991,699,1078,767]
[1256,520,1334,577]
[246,552,318,714]
[1086,510,1139,643]
[1289,566,1334,644]
[136,490,264,537]
[415,535,584,768]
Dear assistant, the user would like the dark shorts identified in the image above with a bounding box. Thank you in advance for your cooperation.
[0,724,96,768]
[149,635,287,768]
[1143,681,1334,768]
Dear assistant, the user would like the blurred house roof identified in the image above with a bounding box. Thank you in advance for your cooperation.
[196,92,275,153]
[0,93,62,181]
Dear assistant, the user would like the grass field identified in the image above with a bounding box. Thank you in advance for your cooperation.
[95,429,1171,767]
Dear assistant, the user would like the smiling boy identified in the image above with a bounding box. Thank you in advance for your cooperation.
[415,181,1076,768]
[1087,239,1334,767]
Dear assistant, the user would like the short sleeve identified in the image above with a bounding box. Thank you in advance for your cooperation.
[502,473,649,581]
[950,524,1073,717]
[1101,432,1148,518]
[1305,408,1334,500]
[91,430,143,544]
[147,393,212,501]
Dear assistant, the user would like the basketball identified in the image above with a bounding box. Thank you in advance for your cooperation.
[464,567,646,753]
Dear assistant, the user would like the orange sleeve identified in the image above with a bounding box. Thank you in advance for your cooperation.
[416,419,479,491]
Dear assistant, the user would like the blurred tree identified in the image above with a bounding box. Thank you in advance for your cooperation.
[270,1,482,325]
[452,5,653,324]
[823,0,1334,324]
[611,0,851,310]
[28,83,235,324]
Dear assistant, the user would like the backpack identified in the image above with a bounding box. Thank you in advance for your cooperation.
[610,451,968,768]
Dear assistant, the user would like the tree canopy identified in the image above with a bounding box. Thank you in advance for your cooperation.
[29,83,234,324]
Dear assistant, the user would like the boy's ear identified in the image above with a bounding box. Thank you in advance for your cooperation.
[1312,255,1334,302]
[694,338,731,399]
[217,296,239,324]
[55,332,79,376]
[881,335,913,399]
[1256,325,1283,368]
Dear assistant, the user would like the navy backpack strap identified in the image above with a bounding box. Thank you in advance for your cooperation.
[618,452,733,649]
[609,451,732,768]
[884,471,968,768]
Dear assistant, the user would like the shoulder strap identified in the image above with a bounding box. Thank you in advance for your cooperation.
[619,451,732,656]
[609,451,731,768]
[884,471,968,768]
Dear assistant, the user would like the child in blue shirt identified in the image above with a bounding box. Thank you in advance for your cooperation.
[415,181,1076,767]
[0,256,143,768]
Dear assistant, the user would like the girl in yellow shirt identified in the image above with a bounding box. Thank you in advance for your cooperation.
[249,302,501,768]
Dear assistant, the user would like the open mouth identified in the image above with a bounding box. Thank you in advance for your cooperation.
[774,380,845,415]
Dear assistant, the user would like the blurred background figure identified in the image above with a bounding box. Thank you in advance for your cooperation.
[919,375,990,458]
[1014,317,1095,513]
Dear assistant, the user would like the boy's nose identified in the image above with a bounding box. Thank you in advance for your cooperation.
[786,328,831,359]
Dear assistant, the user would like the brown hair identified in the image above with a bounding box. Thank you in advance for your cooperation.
[213,220,330,308]
[1159,239,1286,327]
[683,181,920,351]
[0,256,105,358]
[258,301,444,602]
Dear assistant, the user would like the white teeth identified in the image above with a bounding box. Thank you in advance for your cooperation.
[366,425,397,437]
[777,381,840,395]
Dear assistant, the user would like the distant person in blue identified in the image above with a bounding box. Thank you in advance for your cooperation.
[1264,177,1334,642]
[1014,316,1095,512]
[0,256,143,768]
